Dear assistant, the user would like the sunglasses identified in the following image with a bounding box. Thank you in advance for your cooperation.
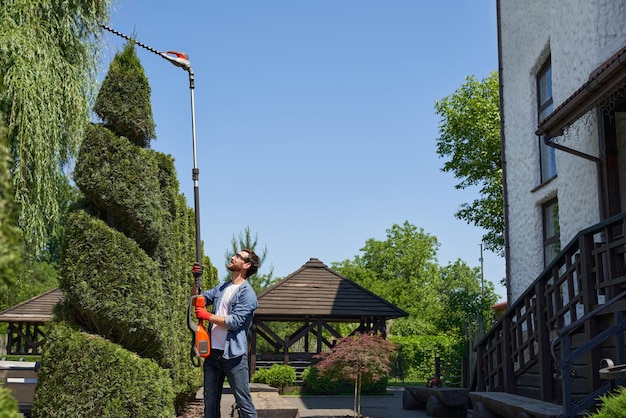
[234,253,250,262]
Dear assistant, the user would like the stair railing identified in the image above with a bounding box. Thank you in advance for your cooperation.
[551,289,626,417]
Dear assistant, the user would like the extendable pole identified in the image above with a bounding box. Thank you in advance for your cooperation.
[188,68,203,295]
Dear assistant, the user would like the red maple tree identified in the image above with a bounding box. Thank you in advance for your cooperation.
[314,332,396,417]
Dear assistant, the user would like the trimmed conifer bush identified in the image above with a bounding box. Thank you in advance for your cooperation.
[34,323,175,418]
[74,124,162,255]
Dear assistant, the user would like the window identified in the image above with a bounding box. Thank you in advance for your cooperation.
[543,198,560,266]
[538,59,556,182]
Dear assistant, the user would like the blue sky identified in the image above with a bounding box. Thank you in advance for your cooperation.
[103,1,506,300]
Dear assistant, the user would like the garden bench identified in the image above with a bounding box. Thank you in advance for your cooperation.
[0,360,39,417]
[403,386,469,417]
[469,391,563,418]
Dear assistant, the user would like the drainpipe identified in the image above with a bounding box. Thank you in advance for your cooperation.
[496,0,513,304]
[543,123,604,220]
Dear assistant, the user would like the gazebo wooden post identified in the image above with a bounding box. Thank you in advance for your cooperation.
[304,318,309,352]
[316,319,323,353]
[250,323,257,376]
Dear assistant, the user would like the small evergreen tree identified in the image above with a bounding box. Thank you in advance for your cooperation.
[225,226,277,292]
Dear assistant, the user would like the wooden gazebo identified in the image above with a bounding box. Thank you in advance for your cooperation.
[0,288,63,355]
[250,258,407,375]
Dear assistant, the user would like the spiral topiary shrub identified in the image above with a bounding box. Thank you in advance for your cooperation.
[34,323,175,417]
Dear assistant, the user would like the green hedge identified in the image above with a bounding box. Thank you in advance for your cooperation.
[301,366,387,395]
[389,334,466,382]
[33,323,174,418]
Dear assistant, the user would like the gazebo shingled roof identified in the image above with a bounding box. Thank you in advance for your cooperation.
[0,288,63,355]
[0,288,63,323]
[250,258,407,376]
[255,258,408,321]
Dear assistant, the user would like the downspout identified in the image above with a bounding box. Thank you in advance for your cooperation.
[496,0,513,303]
[543,136,606,218]
[543,127,604,219]
[543,138,600,163]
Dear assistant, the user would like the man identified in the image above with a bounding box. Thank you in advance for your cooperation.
[193,248,259,418]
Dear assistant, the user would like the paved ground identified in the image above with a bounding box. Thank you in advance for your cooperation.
[181,385,432,418]
[284,386,429,418]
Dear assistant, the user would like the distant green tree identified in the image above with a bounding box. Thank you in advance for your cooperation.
[434,72,503,256]
[0,0,111,257]
[332,221,442,335]
[435,260,496,336]
[225,226,277,292]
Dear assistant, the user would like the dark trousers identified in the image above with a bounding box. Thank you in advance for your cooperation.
[203,349,257,418]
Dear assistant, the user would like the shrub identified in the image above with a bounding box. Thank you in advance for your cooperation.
[74,124,162,255]
[251,364,296,392]
[0,387,20,418]
[301,365,346,395]
[587,386,626,417]
[389,334,465,382]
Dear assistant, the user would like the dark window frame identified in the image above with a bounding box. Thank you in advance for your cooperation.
[537,58,557,183]
[542,197,560,266]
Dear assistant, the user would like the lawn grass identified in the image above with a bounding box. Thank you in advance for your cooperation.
[388,379,426,387]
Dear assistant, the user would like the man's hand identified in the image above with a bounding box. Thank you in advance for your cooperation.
[195,307,212,321]
[191,262,203,278]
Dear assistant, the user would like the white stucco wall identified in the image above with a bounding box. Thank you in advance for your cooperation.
[499,0,626,301]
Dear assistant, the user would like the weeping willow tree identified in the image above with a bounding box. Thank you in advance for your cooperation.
[0,116,22,288]
[0,0,112,257]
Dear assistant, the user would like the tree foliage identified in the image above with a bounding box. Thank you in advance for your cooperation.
[0,0,110,257]
[0,115,21,287]
[332,221,443,334]
[434,72,504,256]
[434,260,496,334]
[331,221,498,352]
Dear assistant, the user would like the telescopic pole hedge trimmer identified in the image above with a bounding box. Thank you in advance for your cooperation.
[100,25,210,367]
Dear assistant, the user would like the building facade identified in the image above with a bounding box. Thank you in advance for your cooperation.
[499,0,626,301]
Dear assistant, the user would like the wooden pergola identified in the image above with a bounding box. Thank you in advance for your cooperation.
[0,288,63,355]
[250,258,407,375]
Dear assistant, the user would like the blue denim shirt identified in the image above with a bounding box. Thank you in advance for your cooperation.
[201,280,258,359]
